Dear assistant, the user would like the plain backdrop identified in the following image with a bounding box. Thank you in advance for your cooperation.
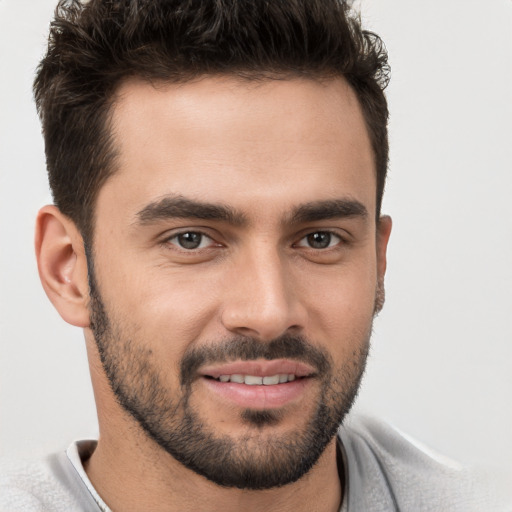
[1,0,511,475]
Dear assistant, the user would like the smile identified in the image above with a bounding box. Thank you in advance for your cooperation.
[198,358,315,381]
[198,359,315,409]
[214,374,298,385]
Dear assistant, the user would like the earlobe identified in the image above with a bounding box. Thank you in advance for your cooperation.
[35,205,90,327]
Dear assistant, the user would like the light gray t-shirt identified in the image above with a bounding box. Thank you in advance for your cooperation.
[0,416,509,511]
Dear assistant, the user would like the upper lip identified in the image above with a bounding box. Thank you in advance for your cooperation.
[199,359,316,379]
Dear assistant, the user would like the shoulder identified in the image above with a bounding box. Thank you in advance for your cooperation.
[0,455,63,511]
[338,415,511,512]
[0,457,49,511]
[0,448,98,512]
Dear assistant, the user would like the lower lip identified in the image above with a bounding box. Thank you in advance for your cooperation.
[202,377,310,409]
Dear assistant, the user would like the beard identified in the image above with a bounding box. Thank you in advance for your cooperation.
[87,261,372,490]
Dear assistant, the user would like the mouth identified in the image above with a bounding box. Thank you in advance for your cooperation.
[210,373,300,385]
[198,359,315,409]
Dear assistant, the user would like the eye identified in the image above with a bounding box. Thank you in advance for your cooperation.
[167,231,214,250]
[296,231,342,249]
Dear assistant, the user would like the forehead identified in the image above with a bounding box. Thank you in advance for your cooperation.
[100,76,376,222]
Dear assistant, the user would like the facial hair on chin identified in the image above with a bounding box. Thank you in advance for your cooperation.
[87,259,373,490]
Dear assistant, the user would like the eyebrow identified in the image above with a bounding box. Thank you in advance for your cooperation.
[135,195,368,228]
[135,195,248,226]
[287,199,368,224]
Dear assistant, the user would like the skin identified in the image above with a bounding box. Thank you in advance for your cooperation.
[36,76,391,512]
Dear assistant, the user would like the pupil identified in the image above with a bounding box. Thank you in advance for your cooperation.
[308,232,331,249]
[178,232,202,249]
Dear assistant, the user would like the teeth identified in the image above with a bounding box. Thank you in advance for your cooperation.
[245,375,263,385]
[216,373,299,385]
[262,375,280,385]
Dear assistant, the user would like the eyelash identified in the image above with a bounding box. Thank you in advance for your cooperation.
[294,230,344,250]
[162,229,346,252]
[163,231,219,251]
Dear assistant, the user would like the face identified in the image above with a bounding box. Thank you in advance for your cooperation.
[87,76,390,489]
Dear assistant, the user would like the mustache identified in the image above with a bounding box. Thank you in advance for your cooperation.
[180,334,332,386]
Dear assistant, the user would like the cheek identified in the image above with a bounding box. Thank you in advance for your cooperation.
[99,261,224,357]
[298,258,377,351]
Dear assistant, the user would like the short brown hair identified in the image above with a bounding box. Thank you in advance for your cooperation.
[34,0,390,242]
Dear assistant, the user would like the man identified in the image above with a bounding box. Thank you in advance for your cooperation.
[0,0,508,511]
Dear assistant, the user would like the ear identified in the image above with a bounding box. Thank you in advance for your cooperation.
[35,205,90,327]
[376,215,392,280]
[374,215,392,314]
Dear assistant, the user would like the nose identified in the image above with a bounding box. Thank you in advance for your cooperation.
[220,245,307,341]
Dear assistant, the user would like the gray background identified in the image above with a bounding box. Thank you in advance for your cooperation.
[1,0,511,473]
